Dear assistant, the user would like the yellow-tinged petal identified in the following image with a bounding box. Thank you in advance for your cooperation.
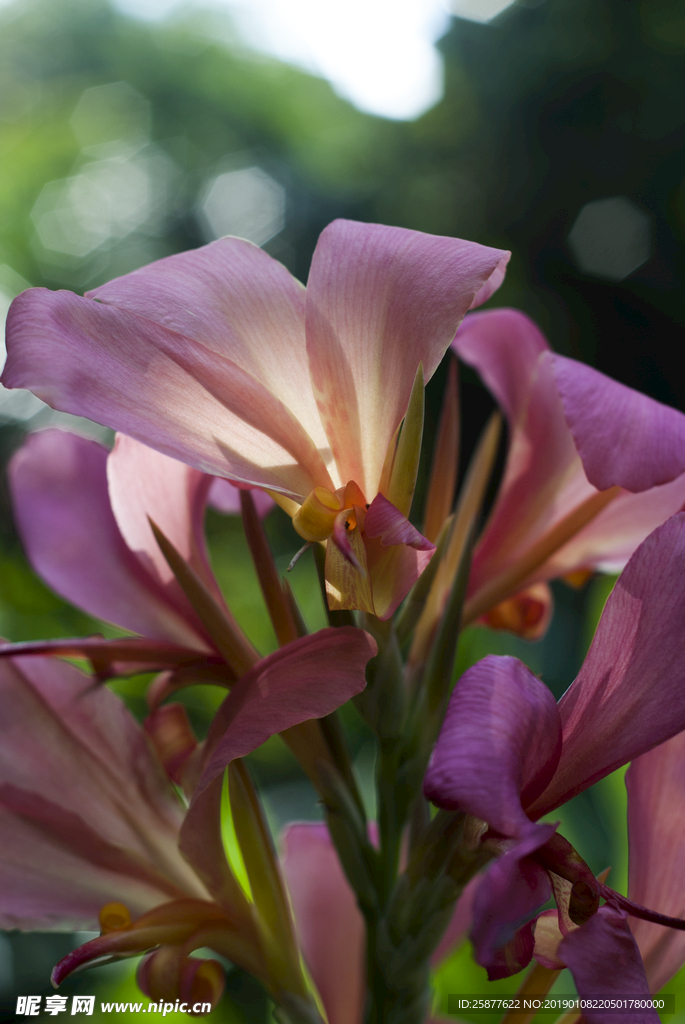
[293,487,342,542]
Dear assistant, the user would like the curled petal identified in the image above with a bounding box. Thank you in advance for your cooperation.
[424,656,562,837]
[196,628,376,794]
[470,823,557,977]
[553,355,685,492]
[364,493,435,551]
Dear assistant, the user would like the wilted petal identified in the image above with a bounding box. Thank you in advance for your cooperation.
[626,731,685,993]
[3,289,329,500]
[197,628,376,792]
[424,656,562,837]
[559,906,657,1023]
[470,824,556,977]
[553,355,685,492]
[9,430,207,648]
[306,220,509,496]
[528,514,685,818]
[281,823,364,1024]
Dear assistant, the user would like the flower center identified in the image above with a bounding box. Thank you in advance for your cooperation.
[292,481,366,542]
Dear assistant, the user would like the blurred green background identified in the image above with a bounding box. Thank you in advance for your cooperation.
[1,0,685,1018]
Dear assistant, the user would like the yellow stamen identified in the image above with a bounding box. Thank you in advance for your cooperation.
[99,902,132,933]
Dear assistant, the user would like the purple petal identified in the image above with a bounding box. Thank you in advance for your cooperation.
[424,655,562,837]
[470,824,556,975]
[558,906,657,1023]
[196,628,376,792]
[305,219,509,496]
[553,355,685,492]
[528,514,685,818]
[9,429,208,648]
[280,823,365,1024]
[3,287,329,500]
[626,731,685,992]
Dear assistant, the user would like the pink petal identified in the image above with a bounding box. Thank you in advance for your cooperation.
[558,906,657,1022]
[424,655,562,837]
[0,656,205,929]
[553,355,685,492]
[305,220,509,496]
[528,514,685,818]
[363,493,436,620]
[364,493,435,551]
[541,473,685,579]
[625,731,685,992]
[3,288,329,500]
[9,429,208,648]
[280,823,365,1024]
[469,254,510,308]
[467,349,594,602]
[0,784,186,927]
[470,824,556,977]
[107,433,226,613]
[208,479,275,517]
[452,309,551,426]
[197,628,376,792]
[89,236,330,477]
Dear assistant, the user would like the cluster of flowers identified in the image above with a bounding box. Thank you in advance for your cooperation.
[2,220,685,1024]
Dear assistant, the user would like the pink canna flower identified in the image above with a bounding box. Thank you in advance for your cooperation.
[530,729,685,1008]
[423,513,685,1002]
[451,309,685,633]
[0,643,375,1013]
[5,427,256,681]
[1,221,509,619]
